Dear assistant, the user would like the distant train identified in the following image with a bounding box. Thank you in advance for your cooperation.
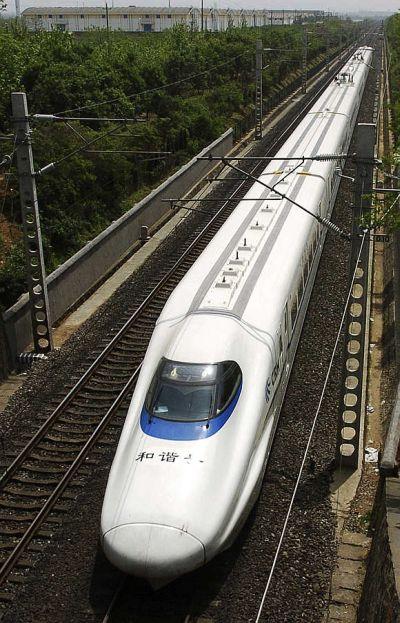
[101,47,373,587]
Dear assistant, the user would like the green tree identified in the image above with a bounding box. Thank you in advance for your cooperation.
[0,20,361,308]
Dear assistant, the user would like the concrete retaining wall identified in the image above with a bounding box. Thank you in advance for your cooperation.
[0,317,10,380]
[2,128,233,365]
[358,479,400,622]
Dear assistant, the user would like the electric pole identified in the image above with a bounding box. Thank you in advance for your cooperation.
[255,39,263,141]
[302,27,308,94]
[11,93,53,355]
[336,123,376,469]
[105,2,110,38]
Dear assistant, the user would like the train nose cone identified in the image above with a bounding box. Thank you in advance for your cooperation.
[102,523,205,584]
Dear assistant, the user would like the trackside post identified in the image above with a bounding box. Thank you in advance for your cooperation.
[11,92,53,355]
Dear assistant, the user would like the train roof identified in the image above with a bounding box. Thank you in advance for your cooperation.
[158,47,373,340]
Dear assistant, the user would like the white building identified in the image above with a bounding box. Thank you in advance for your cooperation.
[22,7,326,33]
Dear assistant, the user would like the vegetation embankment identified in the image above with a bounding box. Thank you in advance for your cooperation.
[0,19,359,309]
[363,17,399,232]
[387,15,400,140]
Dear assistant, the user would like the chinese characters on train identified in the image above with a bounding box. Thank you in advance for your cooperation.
[135,451,204,464]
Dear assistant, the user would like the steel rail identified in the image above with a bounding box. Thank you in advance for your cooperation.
[0,367,141,585]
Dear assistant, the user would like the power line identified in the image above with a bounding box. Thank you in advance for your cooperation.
[53,52,250,117]
[377,31,391,123]
[33,115,144,123]
[221,158,352,239]
[372,190,400,228]
[83,150,171,155]
[35,122,125,175]
[254,232,367,623]
[380,169,400,182]
[0,134,17,218]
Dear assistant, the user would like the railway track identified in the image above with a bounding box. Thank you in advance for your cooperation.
[0,37,370,613]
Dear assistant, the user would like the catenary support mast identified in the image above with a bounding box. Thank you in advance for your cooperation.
[11,92,53,355]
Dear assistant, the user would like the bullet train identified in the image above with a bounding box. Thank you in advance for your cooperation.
[101,47,373,587]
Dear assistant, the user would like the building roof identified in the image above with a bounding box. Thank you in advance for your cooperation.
[22,6,194,15]
[22,6,323,16]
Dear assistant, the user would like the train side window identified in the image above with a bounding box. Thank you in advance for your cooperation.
[303,250,310,284]
[217,362,242,414]
[308,244,312,271]
[298,274,304,303]
[302,265,307,289]
[311,231,316,256]
[290,294,298,329]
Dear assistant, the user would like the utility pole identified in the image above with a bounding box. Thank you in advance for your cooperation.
[255,39,263,141]
[201,0,204,31]
[325,32,331,72]
[11,93,53,355]
[336,123,376,469]
[105,2,110,38]
[302,27,308,94]
[393,180,400,363]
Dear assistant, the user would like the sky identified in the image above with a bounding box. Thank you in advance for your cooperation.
[3,0,397,17]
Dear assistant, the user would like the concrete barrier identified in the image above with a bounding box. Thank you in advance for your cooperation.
[380,380,400,476]
[358,478,400,622]
[0,317,10,380]
[2,128,234,365]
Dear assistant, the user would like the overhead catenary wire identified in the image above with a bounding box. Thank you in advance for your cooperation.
[377,30,390,124]
[33,115,144,123]
[254,231,367,623]
[33,39,356,171]
[0,134,17,218]
[64,121,89,144]
[221,158,352,240]
[371,189,400,228]
[53,52,250,117]
[35,122,125,175]
[83,150,171,155]
[379,169,400,182]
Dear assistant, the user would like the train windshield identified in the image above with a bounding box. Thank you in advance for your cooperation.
[145,358,242,422]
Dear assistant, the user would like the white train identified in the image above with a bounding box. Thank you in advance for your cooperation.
[101,47,373,587]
